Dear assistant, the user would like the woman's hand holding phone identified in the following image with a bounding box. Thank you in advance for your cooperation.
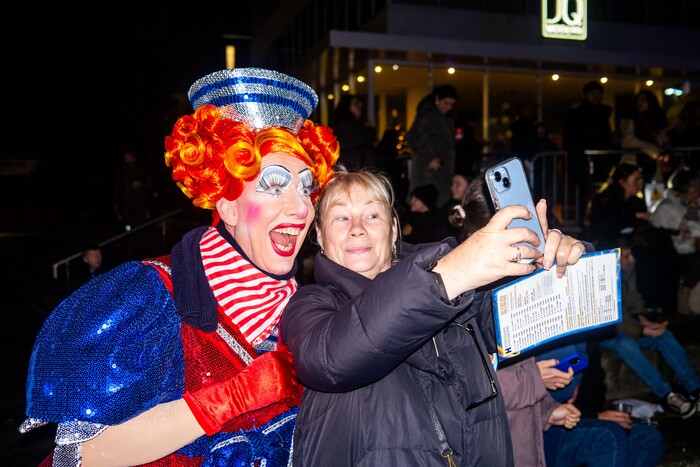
[485,158,545,261]
[485,157,586,277]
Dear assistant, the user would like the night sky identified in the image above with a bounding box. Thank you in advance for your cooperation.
[6,9,252,225]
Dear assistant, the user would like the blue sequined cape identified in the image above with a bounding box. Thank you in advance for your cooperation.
[24,225,297,466]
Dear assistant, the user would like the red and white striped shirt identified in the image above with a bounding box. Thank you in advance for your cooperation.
[200,227,298,347]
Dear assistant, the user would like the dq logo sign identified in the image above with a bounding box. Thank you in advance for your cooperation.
[541,0,587,40]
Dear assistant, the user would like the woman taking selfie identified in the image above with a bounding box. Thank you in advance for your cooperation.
[281,168,585,466]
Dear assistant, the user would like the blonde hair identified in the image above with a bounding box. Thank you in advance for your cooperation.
[314,167,400,261]
[315,167,395,228]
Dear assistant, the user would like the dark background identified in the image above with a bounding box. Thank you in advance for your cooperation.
[4,9,252,231]
[3,9,700,467]
[2,12,253,464]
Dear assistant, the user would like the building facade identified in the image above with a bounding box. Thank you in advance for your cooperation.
[249,0,699,142]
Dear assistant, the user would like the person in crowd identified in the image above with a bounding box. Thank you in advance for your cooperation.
[406,84,458,207]
[650,168,700,314]
[331,94,377,170]
[586,162,651,247]
[535,121,559,154]
[542,338,666,467]
[400,183,441,244]
[668,99,700,170]
[619,89,671,183]
[434,170,472,241]
[509,100,539,163]
[113,149,156,231]
[598,236,700,418]
[448,170,471,207]
[69,243,106,292]
[563,80,616,225]
[113,148,160,259]
[457,175,664,465]
[456,176,582,467]
[529,121,560,202]
[668,100,700,149]
[21,68,338,466]
[496,357,581,467]
[376,118,410,205]
[280,167,586,466]
[587,162,679,314]
[454,109,483,177]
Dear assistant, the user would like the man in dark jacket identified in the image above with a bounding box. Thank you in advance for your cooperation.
[563,81,616,226]
[332,94,377,169]
[406,84,458,207]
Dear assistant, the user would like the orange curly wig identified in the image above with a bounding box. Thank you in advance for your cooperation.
[165,104,339,210]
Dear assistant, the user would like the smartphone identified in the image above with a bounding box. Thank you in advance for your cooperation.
[484,157,546,261]
[553,352,589,374]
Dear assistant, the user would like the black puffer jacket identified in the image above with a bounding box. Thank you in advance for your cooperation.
[281,240,514,467]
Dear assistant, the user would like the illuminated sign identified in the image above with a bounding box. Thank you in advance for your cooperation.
[542,0,587,41]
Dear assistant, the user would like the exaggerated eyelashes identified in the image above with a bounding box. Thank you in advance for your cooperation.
[257,165,293,193]
[298,168,316,196]
[256,165,316,197]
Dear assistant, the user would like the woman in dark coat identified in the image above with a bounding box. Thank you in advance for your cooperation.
[280,168,586,466]
[332,94,377,169]
[586,162,651,248]
[587,162,678,313]
[619,90,671,183]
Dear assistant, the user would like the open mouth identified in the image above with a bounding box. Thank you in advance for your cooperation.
[270,226,303,255]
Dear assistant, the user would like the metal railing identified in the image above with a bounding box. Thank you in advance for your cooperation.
[525,146,700,233]
[665,146,700,168]
[52,207,185,295]
[51,145,700,294]
[526,150,578,230]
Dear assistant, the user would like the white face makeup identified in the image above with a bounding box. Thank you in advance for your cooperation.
[224,153,315,275]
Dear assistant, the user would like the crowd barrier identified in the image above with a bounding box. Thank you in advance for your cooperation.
[524,146,700,233]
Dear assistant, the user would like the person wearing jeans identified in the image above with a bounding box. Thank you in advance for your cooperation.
[540,340,665,467]
[544,418,664,467]
[600,330,700,418]
[601,238,700,418]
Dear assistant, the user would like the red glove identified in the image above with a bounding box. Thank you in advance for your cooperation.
[183,350,302,435]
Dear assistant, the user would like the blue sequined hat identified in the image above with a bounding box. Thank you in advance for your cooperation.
[188,68,319,134]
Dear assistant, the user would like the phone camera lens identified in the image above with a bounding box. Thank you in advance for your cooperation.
[571,358,580,364]
[503,177,510,188]
[494,171,502,182]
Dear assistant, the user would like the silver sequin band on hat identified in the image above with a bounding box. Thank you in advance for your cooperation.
[188,68,319,134]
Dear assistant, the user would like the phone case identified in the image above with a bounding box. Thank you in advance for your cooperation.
[484,157,546,259]
[553,352,589,374]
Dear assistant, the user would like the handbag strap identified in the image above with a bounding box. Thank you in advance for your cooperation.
[410,366,457,467]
